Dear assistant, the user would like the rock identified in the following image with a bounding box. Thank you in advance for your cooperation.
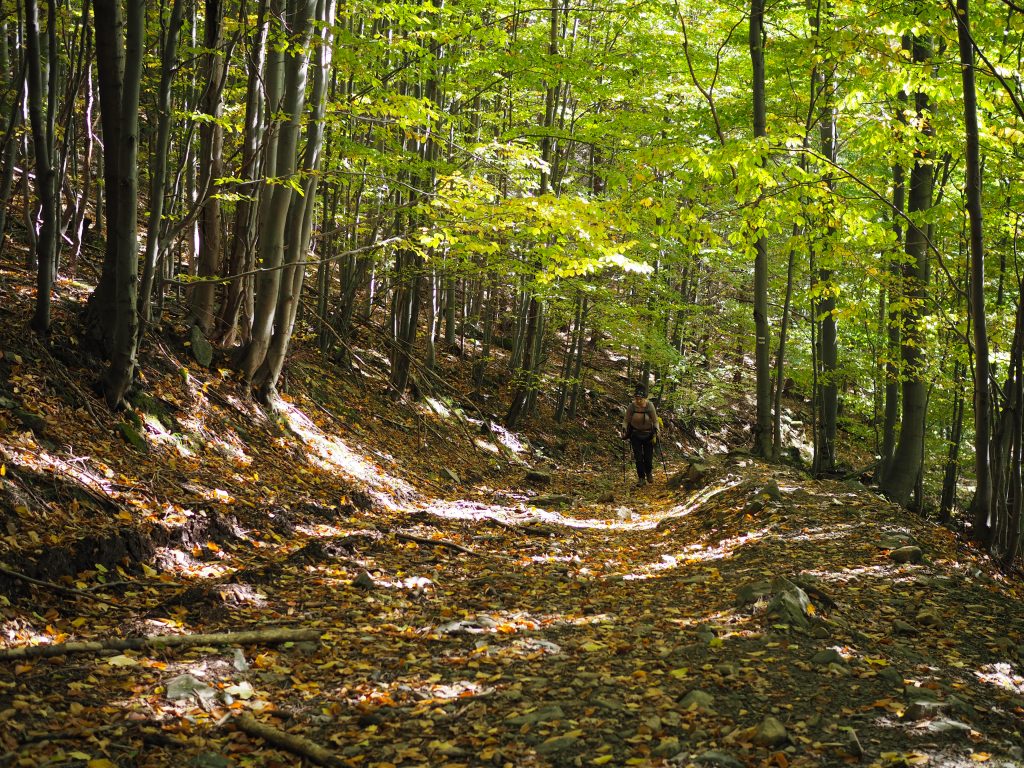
[652,736,681,758]
[893,619,918,636]
[878,667,904,687]
[525,470,551,485]
[506,705,565,725]
[714,663,738,678]
[536,732,580,754]
[194,753,232,768]
[441,467,461,484]
[679,690,716,713]
[810,624,831,639]
[890,545,923,564]
[923,718,972,735]
[905,685,940,702]
[166,673,216,707]
[693,751,745,768]
[877,532,917,550]
[352,570,376,589]
[766,578,812,628]
[915,608,941,626]
[667,461,709,491]
[735,580,773,607]
[13,408,47,435]
[811,648,845,667]
[752,716,788,747]
[902,700,947,721]
[189,325,214,367]
[596,491,615,504]
[116,421,148,452]
[761,480,782,501]
[742,498,766,515]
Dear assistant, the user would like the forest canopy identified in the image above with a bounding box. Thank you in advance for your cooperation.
[2,0,1024,564]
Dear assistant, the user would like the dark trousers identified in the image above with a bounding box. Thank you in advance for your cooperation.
[629,433,654,480]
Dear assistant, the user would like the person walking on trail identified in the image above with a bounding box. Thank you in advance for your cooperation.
[623,385,658,486]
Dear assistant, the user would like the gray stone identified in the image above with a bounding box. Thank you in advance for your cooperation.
[652,736,681,757]
[194,753,232,768]
[352,570,376,589]
[693,751,745,768]
[878,667,904,687]
[735,580,773,607]
[915,608,941,626]
[596,491,615,503]
[536,733,579,754]
[189,325,214,367]
[905,685,940,703]
[811,649,845,667]
[767,580,812,628]
[752,716,788,747]
[902,700,948,721]
[525,470,552,484]
[679,689,716,713]
[893,619,918,635]
[890,546,924,564]
[506,705,565,725]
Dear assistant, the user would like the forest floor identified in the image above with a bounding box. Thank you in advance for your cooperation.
[1,254,1023,768]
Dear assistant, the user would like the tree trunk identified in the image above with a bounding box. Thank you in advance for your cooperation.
[25,0,56,337]
[750,0,772,457]
[190,0,226,335]
[957,0,992,545]
[104,0,144,407]
[83,0,125,355]
[879,28,933,506]
[138,0,186,339]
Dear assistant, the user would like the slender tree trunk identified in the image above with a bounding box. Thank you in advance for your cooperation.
[750,0,772,457]
[217,0,268,346]
[957,0,992,545]
[239,0,307,383]
[25,0,56,337]
[138,0,186,338]
[939,360,965,524]
[191,0,226,335]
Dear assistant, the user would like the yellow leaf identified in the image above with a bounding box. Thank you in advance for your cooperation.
[116,510,133,522]
[971,754,991,763]
[1,463,5,476]
[88,760,118,768]
[592,756,614,765]
[669,667,689,679]
[106,654,139,667]
[207,541,221,552]
[68,752,91,760]
[142,564,158,578]
[582,642,604,652]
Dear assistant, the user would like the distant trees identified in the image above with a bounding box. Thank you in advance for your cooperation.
[1,0,1024,561]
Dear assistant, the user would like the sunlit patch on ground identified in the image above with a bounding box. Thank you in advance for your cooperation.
[975,662,1024,695]
[278,401,416,507]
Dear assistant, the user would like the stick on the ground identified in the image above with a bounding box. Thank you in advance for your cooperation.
[0,563,123,607]
[233,714,343,767]
[394,531,485,557]
[0,627,321,661]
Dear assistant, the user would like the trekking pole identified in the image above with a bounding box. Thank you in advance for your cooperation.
[657,437,668,478]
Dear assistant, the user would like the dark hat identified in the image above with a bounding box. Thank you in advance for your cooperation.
[634,385,647,397]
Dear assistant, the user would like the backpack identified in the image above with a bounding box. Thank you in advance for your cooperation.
[627,402,656,436]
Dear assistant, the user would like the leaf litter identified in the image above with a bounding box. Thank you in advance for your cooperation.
[0,278,1023,767]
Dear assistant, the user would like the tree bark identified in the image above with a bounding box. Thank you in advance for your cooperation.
[750,0,772,457]
[957,0,992,545]
[879,28,933,506]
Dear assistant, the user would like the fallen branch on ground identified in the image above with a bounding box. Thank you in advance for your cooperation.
[232,714,343,767]
[0,563,123,607]
[394,531,485,557]
[0,627,321,661]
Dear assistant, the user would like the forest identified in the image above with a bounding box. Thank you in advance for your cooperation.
[1,0,1024,766]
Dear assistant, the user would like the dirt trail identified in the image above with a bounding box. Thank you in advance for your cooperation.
[3,453,1023,768]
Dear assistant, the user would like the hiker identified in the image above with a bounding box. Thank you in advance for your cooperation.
[623,385,658,486]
